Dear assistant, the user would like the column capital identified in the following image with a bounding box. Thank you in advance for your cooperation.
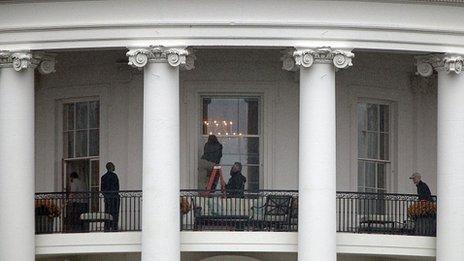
[283,47,354,71]
[126,46,195,70]
[0,50,56,73]
[416,54,464,77]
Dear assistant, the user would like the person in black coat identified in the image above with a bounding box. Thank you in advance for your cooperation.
[198,135,223,188]
[101,162,120,231]
[409,172,433,201]
[226,162,247,197]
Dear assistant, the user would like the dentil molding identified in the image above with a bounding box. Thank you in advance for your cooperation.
[126,46,194,70]
[282,47,354,71]
[416,54,464,77]
[0,51,56,73]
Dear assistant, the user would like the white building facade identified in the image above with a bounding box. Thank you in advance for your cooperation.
[0,1,464,261]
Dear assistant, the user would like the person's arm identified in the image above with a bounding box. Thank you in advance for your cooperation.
[115,174,120,191]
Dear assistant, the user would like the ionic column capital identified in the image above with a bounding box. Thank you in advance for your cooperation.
[126,46,195,70]
[0,51,56,73]
[416,54,464,77]
[283,47,354,71]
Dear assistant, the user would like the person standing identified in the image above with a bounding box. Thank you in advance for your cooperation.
[68,172,88,232]
[101,162,120,231]
[409,172,433,201]
[198,135,223,188]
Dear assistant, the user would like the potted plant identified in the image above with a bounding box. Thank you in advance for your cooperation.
[407,201,436,236]
[35,199,61,233]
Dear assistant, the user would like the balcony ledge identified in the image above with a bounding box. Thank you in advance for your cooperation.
[36,232,435,257]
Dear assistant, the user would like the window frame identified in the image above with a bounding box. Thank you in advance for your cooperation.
[356,98,395,193]
[198,94,263,190]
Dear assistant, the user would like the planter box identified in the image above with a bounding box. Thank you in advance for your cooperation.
[414,216,436,236]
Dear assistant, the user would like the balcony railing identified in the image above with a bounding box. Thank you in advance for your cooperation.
[180,190,299,232]
[35,191,142,234]
[337,191,436,236]
[35,190,436,236]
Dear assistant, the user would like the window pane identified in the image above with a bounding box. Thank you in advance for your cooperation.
[76,102,88,129]
[379,105,389,132]
[89,101,100,129]
[90,160,99,187]
[64,103,75,131]
[377,163,386,189]
[358,161,365,190]
[245,98,259,135]
[75,130,88,157]
[358,131,367,158]
[89,130,99,156]
[357,103,367,132]
[244,166,259,191]
[367,104,378,131]
[366,132,378,159]
[379,133,389,160]
[365,162,376,188]
[64,131,74,158]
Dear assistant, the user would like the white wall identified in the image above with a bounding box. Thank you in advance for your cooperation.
[35,49,437,194]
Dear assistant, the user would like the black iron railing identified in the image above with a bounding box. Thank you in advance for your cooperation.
[180,190,298,232]
[35,191,142,234]
[336,191,436,236]
[35,190,436,236]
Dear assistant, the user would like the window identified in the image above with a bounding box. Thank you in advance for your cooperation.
[357,102,391,194]
[63,101,100,159]
[62,100,100,211]
[201,97,261,190]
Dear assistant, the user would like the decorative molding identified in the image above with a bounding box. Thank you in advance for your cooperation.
[283,47,354,71]
[126,46,194,70]
[444,55,464,74]
[415,54,464,76]
[35,52,56,74]
[0,50,56,73]
[281,49,297,71]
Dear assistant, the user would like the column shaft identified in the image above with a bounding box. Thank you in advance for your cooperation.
[0,67,35,261]
[298,63,336,261]
[142,62,180,261]
[437,70,464,261]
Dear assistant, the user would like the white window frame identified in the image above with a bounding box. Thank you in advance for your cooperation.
[57,96,101,192]
[355,98,396,193]
[198,95,263,190]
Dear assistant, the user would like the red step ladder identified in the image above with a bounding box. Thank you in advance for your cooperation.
[205,165,226,196]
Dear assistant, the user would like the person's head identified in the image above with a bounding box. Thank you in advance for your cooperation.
[70,172,79,181]
[231,162,242,173]
[409,172,422,185]
[207,135,219,144]
[106,162,115,172]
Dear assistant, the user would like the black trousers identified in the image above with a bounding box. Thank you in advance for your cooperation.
[104,197,120,231]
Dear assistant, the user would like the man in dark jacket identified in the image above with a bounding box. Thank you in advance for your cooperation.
[226,162,247,197]
[409,172,432,201]
[101,162,120,231]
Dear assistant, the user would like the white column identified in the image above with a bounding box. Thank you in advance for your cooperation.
[127,47,192,261]
[418,54,464,261]
[285,48,353,261]
[0,52,41,261]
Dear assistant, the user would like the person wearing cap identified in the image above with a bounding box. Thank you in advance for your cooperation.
[409,172,432,201]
